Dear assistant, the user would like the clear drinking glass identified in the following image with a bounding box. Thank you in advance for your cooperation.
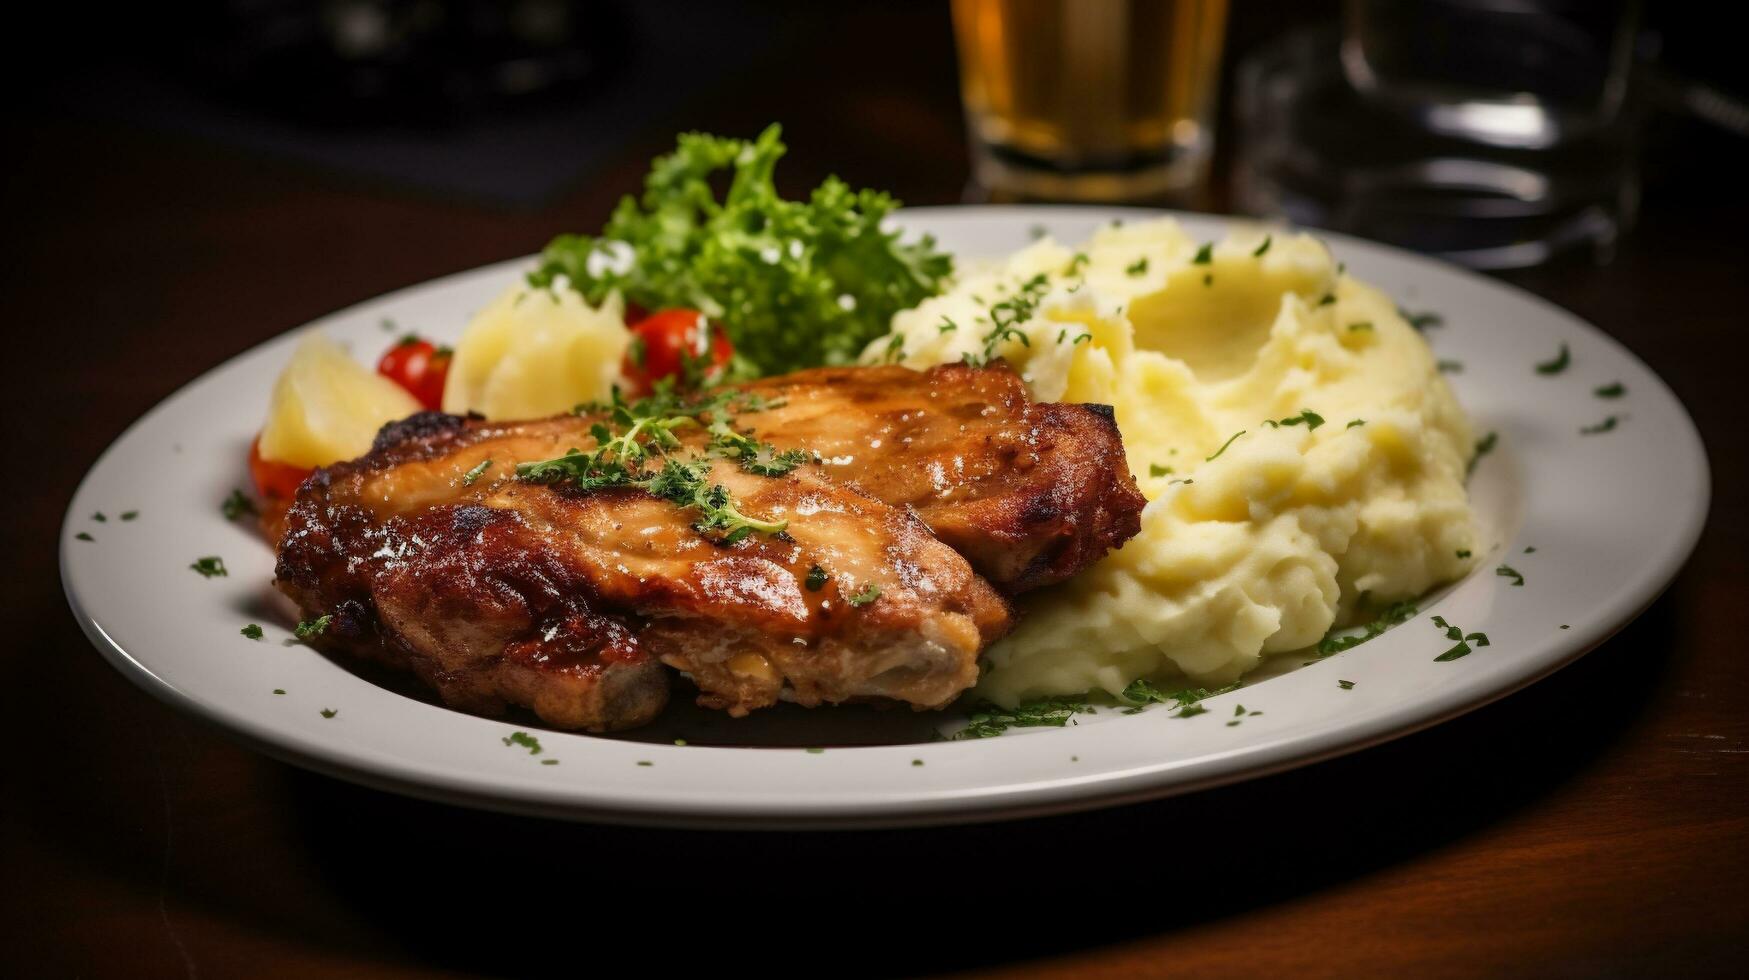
[1236,1,1643,269]
[952,0,1229,203]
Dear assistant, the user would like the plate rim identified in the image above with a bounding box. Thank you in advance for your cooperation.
[61,204,1712,829]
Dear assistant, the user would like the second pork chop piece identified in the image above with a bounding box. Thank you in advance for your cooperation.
[277,412,1011,728]
[736,363,1145,593]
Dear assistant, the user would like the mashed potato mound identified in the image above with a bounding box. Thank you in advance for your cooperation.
[861,219,1479,706]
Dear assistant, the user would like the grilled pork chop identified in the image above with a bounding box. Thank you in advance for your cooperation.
[737,363,1144,593]
[275,363,1143,731]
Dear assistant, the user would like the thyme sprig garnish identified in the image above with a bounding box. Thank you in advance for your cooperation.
[516,381,799,543]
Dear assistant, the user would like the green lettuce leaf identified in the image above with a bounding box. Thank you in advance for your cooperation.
[528,124,952,375]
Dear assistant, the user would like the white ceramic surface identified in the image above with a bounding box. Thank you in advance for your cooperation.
[61,206,1709,828]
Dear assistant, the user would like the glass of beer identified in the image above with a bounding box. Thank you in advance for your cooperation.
[952,0,1229,203]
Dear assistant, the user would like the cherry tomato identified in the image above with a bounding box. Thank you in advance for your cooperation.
[621,308,733,395]
[249,435,313,501]
[377,335,452,410]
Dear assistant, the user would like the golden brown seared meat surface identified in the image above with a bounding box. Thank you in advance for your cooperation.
[274,363,1144,731]
[736,363,1145,593]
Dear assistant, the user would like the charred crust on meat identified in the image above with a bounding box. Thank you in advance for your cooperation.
[449,503,495,536]
[329,597,377,643]
[372,411,470,452]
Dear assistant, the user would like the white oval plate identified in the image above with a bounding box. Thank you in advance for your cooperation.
[62,206,1709,829]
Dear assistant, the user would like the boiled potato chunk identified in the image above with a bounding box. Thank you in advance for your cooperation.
[258,334,422,467]
[442,284,628,420]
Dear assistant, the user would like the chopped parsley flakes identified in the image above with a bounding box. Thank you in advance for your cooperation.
[1149,463,1174,477]
[502,731,543,755]
[1430,615,1492,661]
[1399,308,1443,330]
[956,695,1094,738]
[1253,235,1272,257]
[1206,430,1246,461]
[1125,257,1149,276]
[222,489,257,521]
[1535,343,1571,375]
[74,532,94,542]
[462,459,492,486]
[295,614,333,639]
[848,583,881,606]
[1265,409,1325,431]
[1438,359,1464,374]
[1580,415,1619,435]
[805,565,828,591]
[1594,382,1626,399]
[121,510,138,521]
[1338,679,1355,690]
[190,556,228,578]
[1496,564,1525,587]
[964,273,1048,367]
[240,624,264,640]
[1317,600,1417,655]
[320,708,338,719]
[1192,242,1214,264]
[1119,679,1239,716]
[1467,431,1498,477]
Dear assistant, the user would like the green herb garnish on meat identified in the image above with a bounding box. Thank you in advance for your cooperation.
[517,384,796,544]
[528,124,951,375]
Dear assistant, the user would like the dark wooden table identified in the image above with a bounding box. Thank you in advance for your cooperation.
[6,4,1746,977]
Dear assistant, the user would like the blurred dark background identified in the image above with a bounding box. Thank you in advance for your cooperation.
[5,2,1748,977]
[7,2,1744,202]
